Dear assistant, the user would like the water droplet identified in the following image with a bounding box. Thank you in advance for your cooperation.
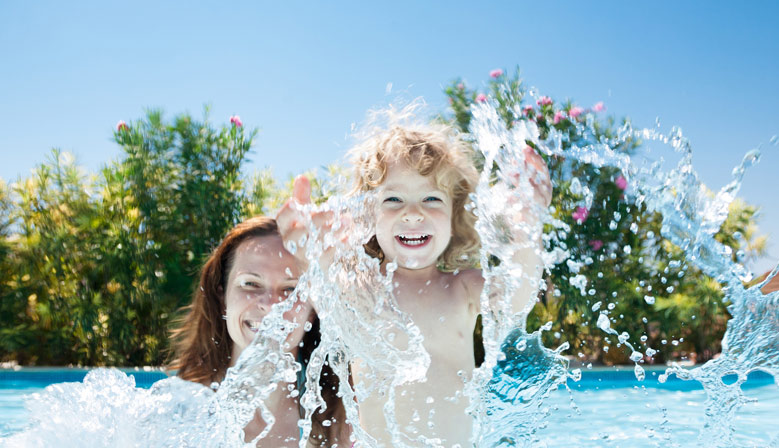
[644,295,655,305]
[634,364,645,381]
[597,314,611,331]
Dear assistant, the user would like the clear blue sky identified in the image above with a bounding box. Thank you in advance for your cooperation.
[1,1,777,273]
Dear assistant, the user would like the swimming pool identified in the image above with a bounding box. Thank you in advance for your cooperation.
[1,367,776,446]
[0,368,168,439]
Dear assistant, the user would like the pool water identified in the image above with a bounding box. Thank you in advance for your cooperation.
[0,368,167,439]
[0,368,776,446]
[539,370,779,447]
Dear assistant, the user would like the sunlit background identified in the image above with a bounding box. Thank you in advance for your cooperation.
[1,1,777,274]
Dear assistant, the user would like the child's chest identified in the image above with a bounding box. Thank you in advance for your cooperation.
[394,280,478,360]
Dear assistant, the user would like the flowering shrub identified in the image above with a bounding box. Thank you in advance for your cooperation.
[444,68,765,365]
[0,111,255,365]
[0,69,766,367]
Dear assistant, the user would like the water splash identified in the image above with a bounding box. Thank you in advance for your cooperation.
[462,97,777,446]
[3,97,777,447]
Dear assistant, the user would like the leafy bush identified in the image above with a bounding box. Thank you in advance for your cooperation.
[444,68,766,365]
[0,72,765,366]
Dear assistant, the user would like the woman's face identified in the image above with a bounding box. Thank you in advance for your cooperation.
[223,234,311,363]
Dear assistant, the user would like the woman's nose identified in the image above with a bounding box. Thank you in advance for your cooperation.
[253,291,277,310]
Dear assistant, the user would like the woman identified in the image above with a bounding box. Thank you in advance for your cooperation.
[168,216,350,446]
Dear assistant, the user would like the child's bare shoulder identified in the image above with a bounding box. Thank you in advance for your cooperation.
[452,268,484,308]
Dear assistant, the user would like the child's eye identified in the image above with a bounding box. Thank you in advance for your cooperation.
[384,196,401,203]
[424,196,442,202]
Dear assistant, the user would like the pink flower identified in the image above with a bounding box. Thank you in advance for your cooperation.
[476,93,487,103]
[588,239,604,251]
[229,115,242,127]
[457,83,464,90]
[569,106,584,118]
[537,96,553,106]
[116,120,128,132]
[593,101,605,113]
[489,68,504,79]
[615,175,627,190]
[522,105,533,115]
[553,110,566,124]
[573,206,589,224]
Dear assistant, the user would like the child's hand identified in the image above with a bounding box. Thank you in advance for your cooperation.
[275,175,345,270]
[514,145,552,208]
[504,146,552,238]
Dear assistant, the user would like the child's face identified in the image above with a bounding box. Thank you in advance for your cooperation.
[375,163,453,270]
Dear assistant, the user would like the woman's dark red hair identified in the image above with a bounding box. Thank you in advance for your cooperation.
[168,216,348,445]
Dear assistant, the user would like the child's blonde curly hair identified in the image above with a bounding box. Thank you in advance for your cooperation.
[348,108,480,271]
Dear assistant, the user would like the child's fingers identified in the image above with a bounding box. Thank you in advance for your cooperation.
[275,201,304,238]
[311,210,334,230]
[293,175,312,205]
[522,146,552,206]
[524,146,548,175]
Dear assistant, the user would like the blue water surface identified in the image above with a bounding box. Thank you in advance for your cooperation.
[0,368,168,438]
[1,367,776,446]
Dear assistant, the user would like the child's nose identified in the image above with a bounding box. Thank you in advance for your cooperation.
[402,207,424,223]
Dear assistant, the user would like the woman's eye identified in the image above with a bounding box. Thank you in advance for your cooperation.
[240,280,262,289]
[282,287,296,296]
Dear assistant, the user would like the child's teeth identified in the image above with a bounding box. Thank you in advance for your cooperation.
[398,234,428,245]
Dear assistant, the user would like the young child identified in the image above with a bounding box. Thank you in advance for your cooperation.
[277,120,550,447]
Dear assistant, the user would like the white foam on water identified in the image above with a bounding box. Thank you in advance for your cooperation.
[3,98,777,447]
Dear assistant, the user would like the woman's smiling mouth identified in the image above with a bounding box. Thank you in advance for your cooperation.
[244,320,262,333]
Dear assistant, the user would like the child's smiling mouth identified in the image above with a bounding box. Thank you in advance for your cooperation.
[395,233,431,248]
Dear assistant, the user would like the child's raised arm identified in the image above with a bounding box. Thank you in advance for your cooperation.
[508,146,552,314]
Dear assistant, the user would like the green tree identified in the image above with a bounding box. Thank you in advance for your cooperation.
[0,110,256,366]
[443,68,764,365]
